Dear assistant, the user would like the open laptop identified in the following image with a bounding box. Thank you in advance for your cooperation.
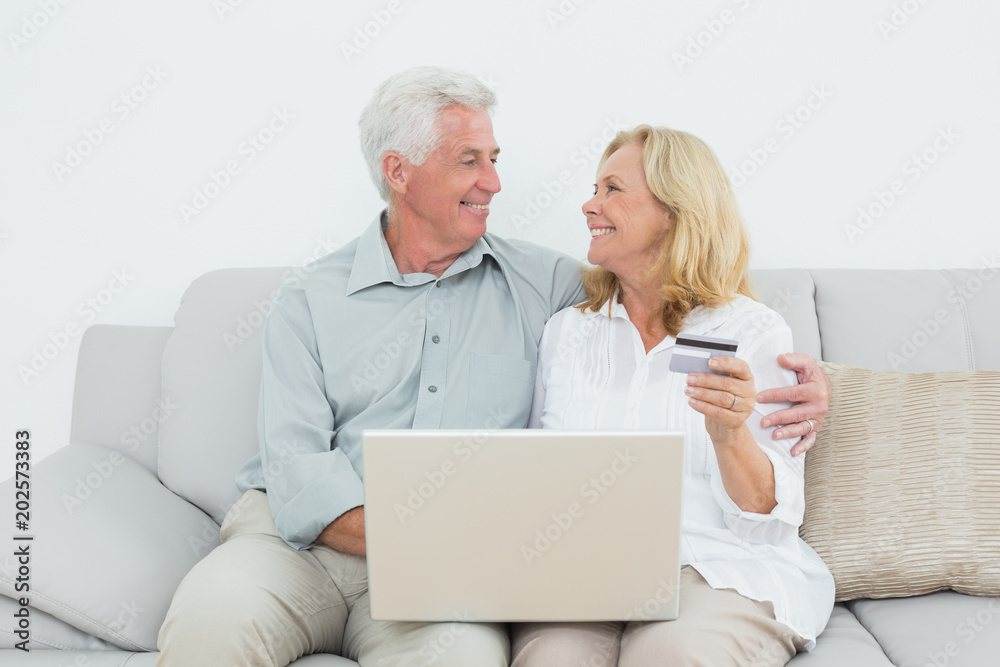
[362,429,685,622]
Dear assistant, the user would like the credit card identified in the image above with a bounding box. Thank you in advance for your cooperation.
[668,333,739,376]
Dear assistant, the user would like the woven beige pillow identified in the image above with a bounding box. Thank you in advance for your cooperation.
[800,362,1000,602]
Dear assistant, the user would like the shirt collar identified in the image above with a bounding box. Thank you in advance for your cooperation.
[346,210,499,295]
[606,291,744,339]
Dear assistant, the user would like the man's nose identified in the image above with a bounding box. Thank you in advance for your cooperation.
[479,161,501,194]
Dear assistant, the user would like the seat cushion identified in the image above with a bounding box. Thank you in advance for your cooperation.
[801,363,1000,601]
[848,592,1000,667]
[787,604,894,666]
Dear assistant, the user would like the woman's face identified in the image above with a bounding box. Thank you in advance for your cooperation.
[583,142,670,283]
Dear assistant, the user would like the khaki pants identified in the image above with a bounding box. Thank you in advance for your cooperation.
[156,490,508,667]
[510,567,806,667]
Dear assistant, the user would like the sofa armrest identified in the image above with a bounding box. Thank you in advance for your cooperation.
[0,594,115,650]
[0,443,220,651]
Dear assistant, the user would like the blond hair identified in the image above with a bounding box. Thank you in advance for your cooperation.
[578,125,754,337]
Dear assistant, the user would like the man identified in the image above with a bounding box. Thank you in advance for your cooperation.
[156,66,830,666]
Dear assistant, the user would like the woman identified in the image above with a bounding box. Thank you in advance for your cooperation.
[510,126,834,667]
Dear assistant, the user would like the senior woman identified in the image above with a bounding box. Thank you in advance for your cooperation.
[510,126,834,667]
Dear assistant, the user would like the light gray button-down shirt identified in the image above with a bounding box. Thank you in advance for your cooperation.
[236,212,585,549]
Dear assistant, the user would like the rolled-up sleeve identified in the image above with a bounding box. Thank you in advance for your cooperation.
[257,288,364,550]
[710,322,805,546]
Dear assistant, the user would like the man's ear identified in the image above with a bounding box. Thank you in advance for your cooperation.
[382,152,408,196]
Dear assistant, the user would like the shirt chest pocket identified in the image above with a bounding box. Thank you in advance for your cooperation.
[465,353,535,429]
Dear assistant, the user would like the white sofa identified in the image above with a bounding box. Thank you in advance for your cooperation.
[2,266,998,666]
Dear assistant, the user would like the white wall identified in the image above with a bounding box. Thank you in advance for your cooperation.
[2,0,999,480]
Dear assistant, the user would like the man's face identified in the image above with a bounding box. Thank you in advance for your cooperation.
[399,105,501,251]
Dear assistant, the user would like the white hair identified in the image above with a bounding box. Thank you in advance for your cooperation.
[358,66,497,202]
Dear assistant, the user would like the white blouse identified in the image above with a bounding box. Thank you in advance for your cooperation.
[529,294,834,648]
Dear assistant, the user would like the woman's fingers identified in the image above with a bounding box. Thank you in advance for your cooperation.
[685,356,756,434]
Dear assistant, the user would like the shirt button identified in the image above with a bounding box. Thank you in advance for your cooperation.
[428,386,438,393]
[432,335,440,344]
[435,282,442,288]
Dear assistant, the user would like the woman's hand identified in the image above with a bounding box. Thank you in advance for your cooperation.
[684,356,756,447]
[684,355,776,514]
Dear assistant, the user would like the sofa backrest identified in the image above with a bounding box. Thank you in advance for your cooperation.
[810,269,1000,372]
[70,324,174,476]
[750,269,821,359]
[157,268,290,524]
[70,267,1000,522]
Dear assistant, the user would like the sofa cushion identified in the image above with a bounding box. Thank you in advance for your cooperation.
[158,268,290,524]
[800,362,1000,601]
[0,443,220,651]
[750,269,822,360]
[942,266,1000,371]
[810,270,979,372]
[848,592,1000,667]
[0,595,115,651]
[785,604,893,666]
[0,651,160,666]
[71,324,175,475]
[0,650,360,666]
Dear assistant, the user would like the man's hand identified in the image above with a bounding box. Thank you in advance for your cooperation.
[755,353,831,456]
[317,506,366,556]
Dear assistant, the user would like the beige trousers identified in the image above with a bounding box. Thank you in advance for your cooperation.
[510,567,806,667]
[156,490,508,667]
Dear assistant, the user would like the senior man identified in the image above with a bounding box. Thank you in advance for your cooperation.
[156,66,830,667]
